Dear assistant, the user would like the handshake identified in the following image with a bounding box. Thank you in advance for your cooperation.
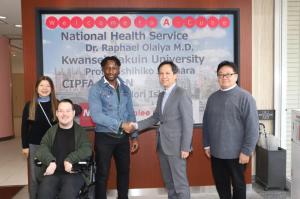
[121,122,137,134]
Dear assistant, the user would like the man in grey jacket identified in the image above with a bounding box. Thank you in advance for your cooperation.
[127,61,193,199]
[202,60,259,199]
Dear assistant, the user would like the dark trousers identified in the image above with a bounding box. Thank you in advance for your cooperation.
[94,133,130,199]
[211,156,246,199]
[37,172,84,199]
[29,144,41,199]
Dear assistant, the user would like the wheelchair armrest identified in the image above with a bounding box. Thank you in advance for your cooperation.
[34,158,43,167]
[34,157,93,173]
[72,160,91,172]
[77,161,88,165]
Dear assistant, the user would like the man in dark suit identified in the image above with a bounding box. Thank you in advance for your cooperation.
[126,61,193,199]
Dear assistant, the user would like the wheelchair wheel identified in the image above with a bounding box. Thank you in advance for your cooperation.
[78,183,95,199]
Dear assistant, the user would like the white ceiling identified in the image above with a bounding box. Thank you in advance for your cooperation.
[0,0,22,51]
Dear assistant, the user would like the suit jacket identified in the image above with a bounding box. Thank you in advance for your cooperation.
[138,85,193,156]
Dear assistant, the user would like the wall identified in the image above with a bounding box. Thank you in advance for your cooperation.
[12,73,24,137]
[22,0,253,188]
[251,0,274,176]
[0,37,14,139]
[11,46,24,138]
[285,0,300,179]
[252,0,274,110]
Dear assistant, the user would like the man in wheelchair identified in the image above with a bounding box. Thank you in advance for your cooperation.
[35,99,92,199]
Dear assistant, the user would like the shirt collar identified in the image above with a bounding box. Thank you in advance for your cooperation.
[220,84,237,91]
[37,96,50,103]
[103,77,121,89]
[164,83,176,94]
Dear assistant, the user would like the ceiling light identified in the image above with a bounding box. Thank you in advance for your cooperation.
[0,16,7,19]
[15,24,22,28]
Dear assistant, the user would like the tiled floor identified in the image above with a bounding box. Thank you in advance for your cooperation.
[13,185,290,199]
[0,137,291,199]
[0,138,27,186]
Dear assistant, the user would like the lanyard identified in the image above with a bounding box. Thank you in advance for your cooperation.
[38,102,53,127]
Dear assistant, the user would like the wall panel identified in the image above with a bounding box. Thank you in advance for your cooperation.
[285,0,300,179]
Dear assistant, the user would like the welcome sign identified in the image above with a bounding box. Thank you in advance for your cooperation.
[38,10,239,126]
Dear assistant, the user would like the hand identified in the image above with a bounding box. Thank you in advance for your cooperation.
[122,122,135,134]
[64,160,73,173]
[239,152,250,164]
[131,139,139,153]
[22,148,29,158]
[181,151,190,159]
[204,148,211,158]
[44,162,56,176]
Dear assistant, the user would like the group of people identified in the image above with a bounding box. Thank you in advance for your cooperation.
[21,57,259,199]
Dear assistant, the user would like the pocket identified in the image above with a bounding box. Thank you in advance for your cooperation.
[100,90,114,109]
[120,90,129,103]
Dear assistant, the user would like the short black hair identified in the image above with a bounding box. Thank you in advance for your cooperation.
[217,60,238,73]
[157,61,179,74]
[101,56,121,68]
[58,99,74,110]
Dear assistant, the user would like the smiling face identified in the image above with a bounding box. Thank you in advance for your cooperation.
[217,65,238,89]
[37,80,52,97]
[102,60,120,86]
[159,64,177,89]
[56,102,75,129]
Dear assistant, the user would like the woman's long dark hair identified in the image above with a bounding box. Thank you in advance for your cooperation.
[28,76,58,121]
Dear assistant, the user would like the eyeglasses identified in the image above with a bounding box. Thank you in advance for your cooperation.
[217,73,237,79]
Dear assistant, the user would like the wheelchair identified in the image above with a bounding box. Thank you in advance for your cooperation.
[35,157,95,199]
